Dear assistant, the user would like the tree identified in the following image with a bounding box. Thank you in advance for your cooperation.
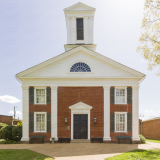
[137,0,160,75]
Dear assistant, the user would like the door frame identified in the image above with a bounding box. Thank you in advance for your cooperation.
[69,102,93,140]
[73,114,88,139]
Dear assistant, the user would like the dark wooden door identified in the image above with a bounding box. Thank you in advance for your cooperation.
[74,114,88,139]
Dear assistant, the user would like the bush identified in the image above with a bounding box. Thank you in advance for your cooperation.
[0,125,22,142]
[17,121,22,126]
[139,134,146,143]
[0,140,18,144]
[12,126,22,142]
[0,123,8,138]
[0,125,13,141]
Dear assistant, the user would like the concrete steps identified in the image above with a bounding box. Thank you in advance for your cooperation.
[71,139,91,143]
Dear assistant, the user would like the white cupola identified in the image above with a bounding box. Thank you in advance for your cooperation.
[64,2,96,51]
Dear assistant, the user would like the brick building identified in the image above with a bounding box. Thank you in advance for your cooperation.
[16,2,145,143]
[0,115,12,125]
[140,117,160,140]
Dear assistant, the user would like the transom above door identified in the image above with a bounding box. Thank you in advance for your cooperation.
[74,114,88,139]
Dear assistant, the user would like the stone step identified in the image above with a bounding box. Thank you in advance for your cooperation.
[71,139,91,143]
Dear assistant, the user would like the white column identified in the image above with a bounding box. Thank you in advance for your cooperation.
[132,86,140,141]
[103,86,111,141]
[51,86,58,141]
[84,17,88,43]
[21,86,29,141]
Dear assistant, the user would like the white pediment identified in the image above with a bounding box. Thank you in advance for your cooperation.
[69,102,93,110]
[16,46,145,80]
[64,2,95,11]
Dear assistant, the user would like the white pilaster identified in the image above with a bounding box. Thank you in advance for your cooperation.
[84,17,88,43]
[71,17,76,44]
[66,17,71,44]
[51,86,58,141]
[103,86,111,141]
[21,86,29,141]
[132,86,140,141]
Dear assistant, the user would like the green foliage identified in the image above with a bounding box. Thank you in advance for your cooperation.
[106,149,160,160]
[0,125,13,141]
[139,134,146,144]
[0,125,22,142]
[0,140,18,144]
[137,0,160,75]
[0,149,54,160]
[17,121,22,126]
[12,126,22,142]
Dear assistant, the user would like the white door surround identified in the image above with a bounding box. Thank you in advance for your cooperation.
[69,102,93,140]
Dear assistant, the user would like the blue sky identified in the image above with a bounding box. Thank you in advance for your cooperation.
[0,0,160,120]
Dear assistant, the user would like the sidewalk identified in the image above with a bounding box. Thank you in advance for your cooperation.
[0,141,160,160]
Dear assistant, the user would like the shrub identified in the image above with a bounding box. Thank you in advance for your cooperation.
[0,125,13,141]
[17,121,22,126]
[0,140,18,144]
[139,134,146,143]
[12,126,22,142]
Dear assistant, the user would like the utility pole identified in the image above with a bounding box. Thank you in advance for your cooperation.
[14,106,17,119]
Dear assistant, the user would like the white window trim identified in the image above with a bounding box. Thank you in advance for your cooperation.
[115,112,127,132]
[34,87,46,104]
[34,112,47,133]
[115,87,127,104]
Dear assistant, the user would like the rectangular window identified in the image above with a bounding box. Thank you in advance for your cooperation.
[35,89,46,104]
[77,18,84,40]
[115,88,126,104]
[35,113,46,132]
[115,113,127,132]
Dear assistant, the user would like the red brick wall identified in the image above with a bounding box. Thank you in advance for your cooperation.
[0,115,12,125]
[57,87,104,138]
[110,87,132,142]
[29,87,51,142]
[142,119,160,140]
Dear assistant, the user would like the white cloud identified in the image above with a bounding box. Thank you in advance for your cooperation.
[0,95,21,103]
[9,111,22,115]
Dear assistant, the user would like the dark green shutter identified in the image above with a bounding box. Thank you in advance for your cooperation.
[127,113,132,132]
[110,113,115,132]
[110,88,115,104]
[30,113,34,132]
[127,87,132,104]
[47,88,51,104]
[30,88,34,104]
[47,113,51,132]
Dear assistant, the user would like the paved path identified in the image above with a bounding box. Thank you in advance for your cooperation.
[0,142,160,160]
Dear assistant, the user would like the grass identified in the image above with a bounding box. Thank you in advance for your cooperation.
[0,149,54,160]
[106,149,160,160]
[146,139,160,143]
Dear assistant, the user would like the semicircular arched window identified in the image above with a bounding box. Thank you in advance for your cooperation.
[70,62,91,72]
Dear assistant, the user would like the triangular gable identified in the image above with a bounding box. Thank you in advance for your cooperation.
[64,2,95,11]
[69,102,93,110]
[16,46,145,79]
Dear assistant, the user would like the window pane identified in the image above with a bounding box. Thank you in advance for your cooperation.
[77,18,83,28]
[77,29,84,40]
[116,89,125,103]
[36,114,45,132]
[36,89,45,103]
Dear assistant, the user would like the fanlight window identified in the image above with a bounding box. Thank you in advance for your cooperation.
[70,62,91,72]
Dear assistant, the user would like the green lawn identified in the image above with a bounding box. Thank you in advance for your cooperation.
[0,149,54,160]
[146,139,160,143]
[106,149,160,160]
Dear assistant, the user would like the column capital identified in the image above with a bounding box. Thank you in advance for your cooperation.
[103,86,110,90]
[21,86,29,90]
[66,16,71,20]
[71,16,76,20]
[51,86,58,90]
[132,86,140,90]
[84,17,88,20]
